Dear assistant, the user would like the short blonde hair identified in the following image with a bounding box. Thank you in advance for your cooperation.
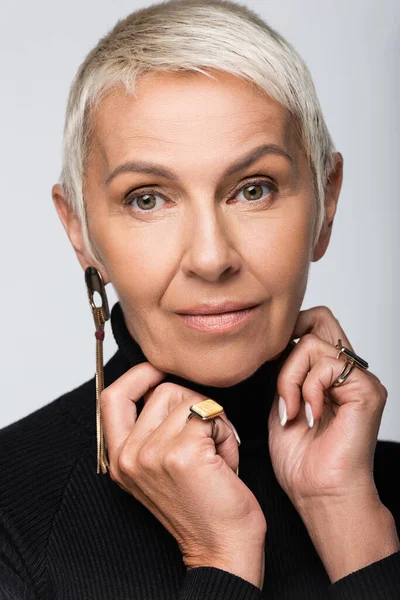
[59,0,337,264]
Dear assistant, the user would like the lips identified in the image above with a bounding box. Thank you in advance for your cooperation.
[176,304,259,333]
[177,301,260,315]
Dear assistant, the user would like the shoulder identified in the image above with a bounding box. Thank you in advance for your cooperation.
[0,372,97,545]
[0,373,95,463]
[0,350,125,591]
[0,349,125,520]
[374,439,400,522]
[0,348,126,485]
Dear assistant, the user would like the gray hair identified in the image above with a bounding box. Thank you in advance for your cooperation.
[59,0,337,264]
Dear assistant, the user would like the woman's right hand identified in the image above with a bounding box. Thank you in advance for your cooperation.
[101,361,267,589]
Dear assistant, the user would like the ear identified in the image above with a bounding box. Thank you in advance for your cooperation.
[312,152,343,262]
[52,183,111,285]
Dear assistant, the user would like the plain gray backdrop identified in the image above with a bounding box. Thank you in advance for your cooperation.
[1,0,399,441]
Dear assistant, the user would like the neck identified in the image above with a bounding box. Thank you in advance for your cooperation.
[110,301,295,453]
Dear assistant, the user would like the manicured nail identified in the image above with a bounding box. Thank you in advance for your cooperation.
[226,419,241,446]
[230,423,241,446]
[305,402,314,428]
[279,396,287,426]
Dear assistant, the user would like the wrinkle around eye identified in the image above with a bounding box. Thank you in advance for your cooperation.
[116,171,290,215]
[123,184,272,214]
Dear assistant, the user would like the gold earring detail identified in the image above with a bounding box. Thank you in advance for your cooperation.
[85,266,110,475]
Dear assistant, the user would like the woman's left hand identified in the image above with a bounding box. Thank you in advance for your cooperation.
[268,305,387,513]
[268,306,400,583]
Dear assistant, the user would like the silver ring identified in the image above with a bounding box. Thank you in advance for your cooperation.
[187,412,217,441]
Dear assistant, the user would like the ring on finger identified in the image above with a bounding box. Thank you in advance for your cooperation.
[187,399,224,441]
[187,413,218,440]
[332,360,356,386]
[332,338,369,387]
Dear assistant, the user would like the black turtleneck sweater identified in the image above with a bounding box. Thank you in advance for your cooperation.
[1,301,399,599]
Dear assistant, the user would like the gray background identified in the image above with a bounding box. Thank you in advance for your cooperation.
[1,0,399,440]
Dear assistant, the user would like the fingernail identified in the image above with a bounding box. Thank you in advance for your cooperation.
[279,396,287,426]
[236,464,240,477]
[230,422,241,446]
[226,418,241,446]
[305,402,314,428]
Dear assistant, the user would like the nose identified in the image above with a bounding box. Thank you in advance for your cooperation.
[180,207,242,282]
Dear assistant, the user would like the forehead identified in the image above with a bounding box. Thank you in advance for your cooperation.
[91,70,298,168]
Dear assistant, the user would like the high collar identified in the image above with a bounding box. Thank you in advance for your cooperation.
[110,301,296,454]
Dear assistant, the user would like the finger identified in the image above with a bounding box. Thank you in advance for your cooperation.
[126,385,231,448]
[127,381,197,447]
[291,306,354,352]
[301,355,381,424]
[101,362,166,460]
[163,413,240,474]
[301,356,386,461]
[277,333,340,421]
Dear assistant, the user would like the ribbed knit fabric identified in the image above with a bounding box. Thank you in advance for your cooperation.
[0,300,399,599]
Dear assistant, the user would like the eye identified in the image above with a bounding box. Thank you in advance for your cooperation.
[122,177,277,213]
[123,189,166,212]
[232,178,277,204]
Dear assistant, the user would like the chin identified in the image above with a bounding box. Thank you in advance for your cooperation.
[148,336,289,388]
[195,372,253,387]
[171,355,264,388]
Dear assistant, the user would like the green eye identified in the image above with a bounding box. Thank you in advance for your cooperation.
[136,194,158,210]
[123,176,277,214]
[242,184,264,201]
[235,180,276,203]
[124,190,166,212]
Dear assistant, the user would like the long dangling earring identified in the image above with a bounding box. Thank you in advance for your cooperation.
[85,266,110,475]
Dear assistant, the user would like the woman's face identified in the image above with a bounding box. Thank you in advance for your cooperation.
[54,69,341,386]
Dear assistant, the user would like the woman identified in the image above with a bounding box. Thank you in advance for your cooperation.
[1,0,399,597]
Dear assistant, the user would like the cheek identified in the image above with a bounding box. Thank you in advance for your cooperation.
[98,229,175,309]
[248,209,313,294]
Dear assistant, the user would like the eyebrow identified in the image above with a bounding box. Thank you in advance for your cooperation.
[105,143,295,187]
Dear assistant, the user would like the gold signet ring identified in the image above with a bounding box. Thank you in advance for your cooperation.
[187,399,224,420]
